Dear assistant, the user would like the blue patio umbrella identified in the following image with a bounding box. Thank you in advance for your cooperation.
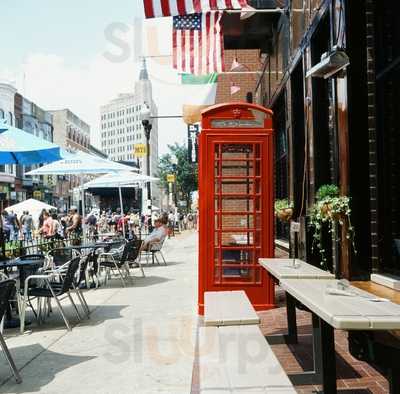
[0,120,61,261]
[0,120,62,165]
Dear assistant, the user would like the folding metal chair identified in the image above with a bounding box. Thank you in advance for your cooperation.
[0,279,22,383]
[19,257,82,333]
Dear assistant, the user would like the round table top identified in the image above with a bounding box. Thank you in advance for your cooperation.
[0,257,45,268]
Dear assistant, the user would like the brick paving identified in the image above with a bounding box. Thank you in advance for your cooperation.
[258,287,390,393]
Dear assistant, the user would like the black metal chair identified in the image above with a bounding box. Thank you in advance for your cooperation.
[16,255,45,322]
[98,241,135,287]
[0,280,22,383]
[73,256,90,317]
[126,239,145,277]
[48,248,78,268]
[19,257,82,333]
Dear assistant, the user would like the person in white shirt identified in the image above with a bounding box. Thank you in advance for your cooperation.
[140,217,168,252]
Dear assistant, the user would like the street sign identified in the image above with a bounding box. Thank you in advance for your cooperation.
[167,174,176,183]
[290,221,301,233]
[188,124,200,164]
[134,144,147,157]
[33,191,42,200]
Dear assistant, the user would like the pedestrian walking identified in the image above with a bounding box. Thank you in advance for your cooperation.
[21,210,34,242]
[66,206,82,244]
[187,212,194,230]
[39,210,54,239]
[6,211,20,241]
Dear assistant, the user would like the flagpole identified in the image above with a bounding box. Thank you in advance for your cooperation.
[226,8,285,14]
[218,71,263,74]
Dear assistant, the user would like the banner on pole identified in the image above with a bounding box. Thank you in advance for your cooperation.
[188,124,200,164]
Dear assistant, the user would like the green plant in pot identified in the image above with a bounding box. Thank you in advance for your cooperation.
[309,184,356,267]
[274,199,294,222]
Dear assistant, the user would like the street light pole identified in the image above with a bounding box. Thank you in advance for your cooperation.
[140,103,153,216]
[171,155,178,210]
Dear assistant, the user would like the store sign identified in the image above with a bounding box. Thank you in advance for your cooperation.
[290,221,300,233]
[210,119,263,128]
[134,144,147,157]
[167,174,176,183]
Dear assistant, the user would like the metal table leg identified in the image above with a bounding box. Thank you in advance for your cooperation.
[265,292,299,345]
[287,313,336,388]
[286,293,298,343]
[313,314,336,394]
[0,332,22,383]
[388,367,400,394]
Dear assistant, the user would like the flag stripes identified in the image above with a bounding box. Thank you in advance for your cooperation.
[144,0,248,18]
[173,12,224,75]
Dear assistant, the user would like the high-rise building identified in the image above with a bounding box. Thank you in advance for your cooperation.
[99,59,159,208]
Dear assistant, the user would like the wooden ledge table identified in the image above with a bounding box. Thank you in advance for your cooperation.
[260,258,334,345]
[280,278,400,394]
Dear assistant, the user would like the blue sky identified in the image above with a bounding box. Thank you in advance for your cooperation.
[2,0,140,68]
[0,1,186,153]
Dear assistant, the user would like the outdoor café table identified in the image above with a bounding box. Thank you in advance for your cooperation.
[0,257,45,277]
[260,258,334,345]
[0,257,45,328]
[280,278,400,394]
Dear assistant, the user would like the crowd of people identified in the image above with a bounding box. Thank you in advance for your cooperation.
[1,204,197,246]
[1,206,83,243]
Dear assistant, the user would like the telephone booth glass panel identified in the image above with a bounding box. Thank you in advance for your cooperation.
[214,143,262,285]
[198,103,275,314]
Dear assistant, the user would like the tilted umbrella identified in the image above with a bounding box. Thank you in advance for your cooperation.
[0,120,62,257]
[0,120,62,165]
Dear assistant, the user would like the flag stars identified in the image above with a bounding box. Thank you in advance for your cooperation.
[174,13,201,30]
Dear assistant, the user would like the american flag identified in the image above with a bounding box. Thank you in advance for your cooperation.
[143,0,249,18]
[173,12,224,75]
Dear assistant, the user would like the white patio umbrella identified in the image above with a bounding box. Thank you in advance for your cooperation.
[5,199,57,227]
[82,172,159,237]
[82,172,158,189]
[25,151,136,232]
[25,151,134,175]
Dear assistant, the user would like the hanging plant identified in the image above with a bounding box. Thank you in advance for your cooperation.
[308,185,356,268]
[274,199,294,222]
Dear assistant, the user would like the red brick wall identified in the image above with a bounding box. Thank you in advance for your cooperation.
[216,49,261,104]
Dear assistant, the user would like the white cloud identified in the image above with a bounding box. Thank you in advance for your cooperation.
[0,18,188,156]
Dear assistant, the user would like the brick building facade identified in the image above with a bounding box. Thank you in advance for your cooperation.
[215,50,261,104]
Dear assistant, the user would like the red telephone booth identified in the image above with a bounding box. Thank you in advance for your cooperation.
[198,103,275,314]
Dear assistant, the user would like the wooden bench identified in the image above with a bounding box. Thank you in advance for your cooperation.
[198,325,296,393]
[204,291,261,327]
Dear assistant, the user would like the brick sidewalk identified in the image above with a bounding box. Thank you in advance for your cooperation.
[258,287,390,393]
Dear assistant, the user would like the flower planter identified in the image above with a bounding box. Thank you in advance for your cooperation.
[320,203,345,221]
[276,208,293,222]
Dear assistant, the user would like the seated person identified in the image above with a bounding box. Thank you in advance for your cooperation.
[140,218,168,252]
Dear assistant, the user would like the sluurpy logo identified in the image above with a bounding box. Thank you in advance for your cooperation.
[102,19,179,87]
